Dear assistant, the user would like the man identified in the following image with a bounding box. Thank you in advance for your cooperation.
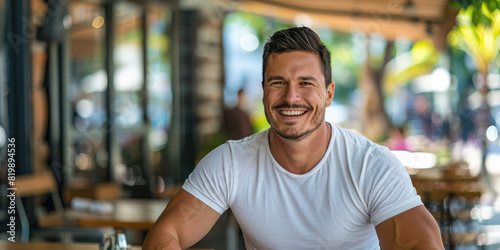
[223,89,254,140]
[143,26,443,249]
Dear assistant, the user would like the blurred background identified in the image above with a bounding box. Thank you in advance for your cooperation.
[1,0,500,249]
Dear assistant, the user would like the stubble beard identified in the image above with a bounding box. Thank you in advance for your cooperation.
[267,106,326,141]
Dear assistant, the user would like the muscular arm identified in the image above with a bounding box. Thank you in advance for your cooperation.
[376,205,444,249]
[143,189,221,249]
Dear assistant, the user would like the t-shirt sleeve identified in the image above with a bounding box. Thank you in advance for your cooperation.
[362,145,423,226]
[182,144,232,215]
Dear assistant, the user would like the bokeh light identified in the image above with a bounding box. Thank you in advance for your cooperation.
[92,16,105,28]
[471,206,494,221]
[486,125,499,142]
[0,126,6,147]
[240,33,259,52]
[414,95,429,113]
[486,154,500,175]
[76,99,94,118]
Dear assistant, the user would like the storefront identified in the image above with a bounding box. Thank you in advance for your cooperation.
[0,0,224,198]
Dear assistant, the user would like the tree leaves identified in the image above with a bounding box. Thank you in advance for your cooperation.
[448,0,500,74]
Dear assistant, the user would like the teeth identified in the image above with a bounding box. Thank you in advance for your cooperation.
[280,110,305,116]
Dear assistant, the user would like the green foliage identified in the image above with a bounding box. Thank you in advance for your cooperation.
[197,133,228,162]
[250,103,270,132]
[448,0,500,74]
[321,32,362,101]
[383,40,439,93]
[452,0,499,26]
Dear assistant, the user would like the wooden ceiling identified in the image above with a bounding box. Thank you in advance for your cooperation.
[236,0,460,48]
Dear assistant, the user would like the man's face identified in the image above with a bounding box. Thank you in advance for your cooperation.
[263,51,334,141]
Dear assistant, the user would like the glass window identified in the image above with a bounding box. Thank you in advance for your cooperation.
[114,1,143,129]
[65,0,172,188]
[70,1,107,132]
[68,1,108,182]
[146,4,172,190]
[146,6,171,150]
[146,6,171,134]
[113,1,144,186]
[113,2,172,188]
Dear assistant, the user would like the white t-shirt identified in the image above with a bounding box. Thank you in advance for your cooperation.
[183,124,422,250]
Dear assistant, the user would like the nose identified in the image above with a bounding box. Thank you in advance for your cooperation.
[283,84,301,103]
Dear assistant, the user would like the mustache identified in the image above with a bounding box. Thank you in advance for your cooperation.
[272,103,312,110]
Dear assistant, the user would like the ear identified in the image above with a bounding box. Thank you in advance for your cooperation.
[326,81,335,106]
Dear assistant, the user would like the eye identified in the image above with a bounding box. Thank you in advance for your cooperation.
[271,81,285,86]
[301,81,313,85]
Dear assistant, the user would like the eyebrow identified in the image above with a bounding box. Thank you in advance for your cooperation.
[265,75,285,83]
[265,76,318,83]
[298,76,318,82]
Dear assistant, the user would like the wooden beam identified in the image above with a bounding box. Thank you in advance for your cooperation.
[432,2,460,49]
[238,0,458,46]
[239,1,429,41]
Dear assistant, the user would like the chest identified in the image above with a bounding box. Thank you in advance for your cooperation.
[230,165,376,249]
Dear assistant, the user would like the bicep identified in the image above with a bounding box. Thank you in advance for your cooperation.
[148,189,221,249]
[375,205,444,250]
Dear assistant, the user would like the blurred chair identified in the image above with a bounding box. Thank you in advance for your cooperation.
[15,170,114,243]
[411,162,482,249]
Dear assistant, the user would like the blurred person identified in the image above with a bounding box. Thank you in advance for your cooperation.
[222,88,254,140]
[143,27,443,249]
[386,126,410,151]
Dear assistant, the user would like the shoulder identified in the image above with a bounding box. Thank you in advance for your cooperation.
[225,129,268,153]
[331,124,379,152]
[198,130,268,166]
[329,124,398,170]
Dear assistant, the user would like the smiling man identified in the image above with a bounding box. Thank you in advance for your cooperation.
[143,27,444,249]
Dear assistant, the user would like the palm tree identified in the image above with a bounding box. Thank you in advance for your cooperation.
[361,38,439,142]
[448,0,500,190]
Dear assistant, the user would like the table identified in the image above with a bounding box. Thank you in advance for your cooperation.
[67,198,169,230]
[0,241,100,250]
[410,164,482,248]
[0,241,213,250]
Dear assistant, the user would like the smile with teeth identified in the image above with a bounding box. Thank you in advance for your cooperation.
[280,110,306,116]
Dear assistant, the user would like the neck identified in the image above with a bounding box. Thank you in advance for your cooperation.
[269,122,331,174]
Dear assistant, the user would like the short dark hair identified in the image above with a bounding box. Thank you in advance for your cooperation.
[262,26,332,87]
